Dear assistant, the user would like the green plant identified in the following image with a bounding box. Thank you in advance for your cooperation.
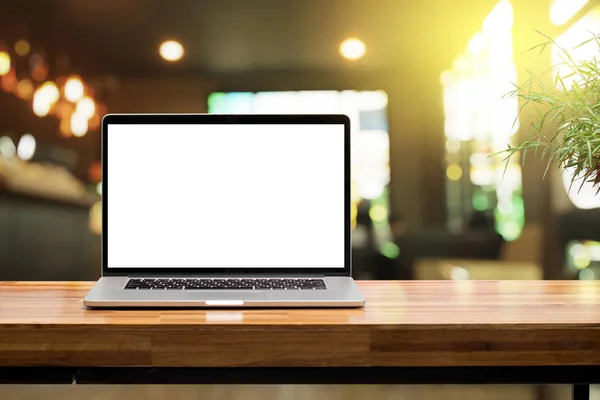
[502,32,600,190]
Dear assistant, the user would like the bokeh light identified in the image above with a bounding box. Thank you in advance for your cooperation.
[31,63,49,82]
[369,204,388,222]
[0,67,17,92]
[340,38,366,60]
[16,80,34,100]
[59,117,73,138]
[446,164,463,181]
[54,101,75,120]
[76,96,96,119]
[40,81,60,102]
[28,53,43,70]
[64,76,84,102]
[14,39,30,56]
[0,136,16,158]
[441,0,523,240]
[449,266,470,280]
[159,40,185,61]
[579,268,596,280]
[71,112,89,137]
[33,81,60,117]
[88,161,102,183]
[380,242,400,259]
[0,52,10,75]
[16,134,36,161]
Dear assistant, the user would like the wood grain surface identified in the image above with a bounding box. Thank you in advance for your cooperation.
[1,281,600,367]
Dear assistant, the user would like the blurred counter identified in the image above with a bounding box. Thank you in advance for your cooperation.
[0,155,98,207]
[0,157,101,281]
[414,258,542,280]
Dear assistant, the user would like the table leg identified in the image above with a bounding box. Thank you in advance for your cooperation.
[572,384,590,400]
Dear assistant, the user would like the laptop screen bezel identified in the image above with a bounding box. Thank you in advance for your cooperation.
[101,114,351,277]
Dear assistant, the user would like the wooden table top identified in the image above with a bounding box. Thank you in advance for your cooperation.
[1,280,600,367]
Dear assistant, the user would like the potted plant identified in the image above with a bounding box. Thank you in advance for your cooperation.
[502,33,600,190]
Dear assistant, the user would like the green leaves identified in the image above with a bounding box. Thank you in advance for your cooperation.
[500,32,600,190]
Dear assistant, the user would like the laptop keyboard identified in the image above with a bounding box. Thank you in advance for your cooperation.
[125,278,327,291]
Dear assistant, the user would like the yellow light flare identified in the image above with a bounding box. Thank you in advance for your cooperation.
[482,0,514,34]
[467,32,485,54]
[0,136,16,158]
[553,6,600,89]
[551,0,589,25]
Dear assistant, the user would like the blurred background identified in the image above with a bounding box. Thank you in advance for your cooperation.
[1,0,600,399]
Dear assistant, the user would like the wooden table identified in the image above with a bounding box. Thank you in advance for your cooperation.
[1,281,600,399]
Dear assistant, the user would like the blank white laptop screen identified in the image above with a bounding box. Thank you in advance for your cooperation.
[107,124,345,269]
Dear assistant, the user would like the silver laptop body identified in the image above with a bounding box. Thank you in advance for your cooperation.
[84,114,364,308]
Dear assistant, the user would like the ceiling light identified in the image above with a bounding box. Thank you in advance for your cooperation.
[340,38,366,60]
[159,40,184,61]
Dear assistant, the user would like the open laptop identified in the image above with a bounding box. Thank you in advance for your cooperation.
[83,114,365,308]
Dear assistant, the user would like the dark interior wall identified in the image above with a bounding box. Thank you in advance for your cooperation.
[102,69,447,230]
[104,78,211,113]
[383,72,446,230]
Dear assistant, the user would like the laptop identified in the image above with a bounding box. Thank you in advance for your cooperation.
[83,114,365,308]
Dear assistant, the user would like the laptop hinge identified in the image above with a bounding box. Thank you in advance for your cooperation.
[124,273,329,277]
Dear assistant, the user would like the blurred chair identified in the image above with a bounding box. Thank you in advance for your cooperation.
[352,247,403,280]
[397,230,504,260]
